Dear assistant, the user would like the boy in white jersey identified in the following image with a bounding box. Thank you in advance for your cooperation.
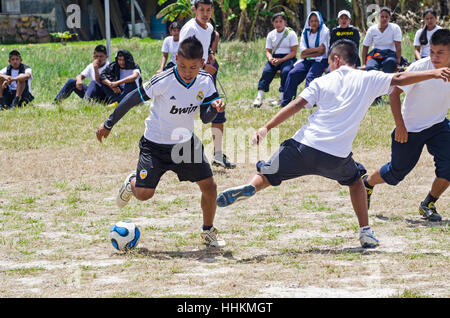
[179,0,236,169]
[96,36,226,247]
[364,29,450,222]
[216,40,450,248]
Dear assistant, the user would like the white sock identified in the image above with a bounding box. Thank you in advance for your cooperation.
[279,92,284,100]
[359,226,371,233]
[257,90,264,100]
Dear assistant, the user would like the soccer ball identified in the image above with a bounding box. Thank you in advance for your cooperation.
[109,220,140,251]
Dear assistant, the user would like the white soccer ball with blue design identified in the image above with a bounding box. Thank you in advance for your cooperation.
[109,220,140,251]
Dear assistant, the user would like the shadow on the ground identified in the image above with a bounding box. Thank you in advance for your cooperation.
[375,214,449,227]
[127,247,235,263]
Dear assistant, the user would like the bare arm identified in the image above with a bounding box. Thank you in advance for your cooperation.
[394,41,402,66]
[157,53,169,73]
[361,45,369,67]
[414,46,422,61]
[12,73,31,82]
[389,86,408,143]
[113,71,139,86]
[278,45,298,63]
[301,45,325,59]
[391,67,450,86]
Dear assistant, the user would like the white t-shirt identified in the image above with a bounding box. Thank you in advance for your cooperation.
[299,27,330,62]
[179,18,213,64]
[363,23,402,52]
[142,67,219,144]
[162,36,179,65]
[266,27,298,55]
[119,68,141,89]
[294,66,394,158]
[0,66,33,92]
[398,57,450,132]
[414,25,442,58]
[80,61,109,83]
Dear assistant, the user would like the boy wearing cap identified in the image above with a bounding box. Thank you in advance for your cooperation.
[330,10,361,66]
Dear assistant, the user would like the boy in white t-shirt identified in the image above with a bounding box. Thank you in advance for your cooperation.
[96,37,226,247]
[216,39,450,248]
[0,50,33,109]
[253,13,298,108]
[53,45,109,104]
[363,29,450,222]
[179,0,236,169]
[281,11,329,107]
[414,8,441,60]
[361,7,402,73]
[156,22,181,73]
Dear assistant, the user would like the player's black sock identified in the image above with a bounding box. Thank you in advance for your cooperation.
[202,225,213,231]
[423,192,438,206]
[363,175,373,189]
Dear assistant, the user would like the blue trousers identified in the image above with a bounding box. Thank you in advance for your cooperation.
[55,78,107,102]
[101,82,138,104]
[257,54,296,93]
[380,118,450,185]
[365,49,397,73]
[281,59,328,106]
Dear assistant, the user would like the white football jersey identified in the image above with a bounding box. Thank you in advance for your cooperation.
[142,67,219,144]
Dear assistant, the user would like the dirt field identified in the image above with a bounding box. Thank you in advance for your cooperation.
[0,133,448,298]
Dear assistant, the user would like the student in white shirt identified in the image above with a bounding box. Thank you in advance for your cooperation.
[281,11,329,107]
[414,8,442,60]
[253,13,298,108]
[363,29,450,222]
[0,50,33,109]
[156,21,181,74]
[96,37,226,247]
[179,0,236,169]
[53,45,109,104]
[216,39,450,248]
[361,7,402,73]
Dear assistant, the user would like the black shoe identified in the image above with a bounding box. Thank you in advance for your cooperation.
[10,96,19,108]
[362,175,373,210]
[419,201,442,222]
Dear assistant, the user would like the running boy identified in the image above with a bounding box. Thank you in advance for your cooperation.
[216,40,450,248]
[179,0,236,169]
[96,36,226,247]
[53,45,109,104]
[0,50,34,109]
[363,29,450,222]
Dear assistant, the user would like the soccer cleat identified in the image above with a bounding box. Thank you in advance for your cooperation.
[362,175,373,210]
[419,201,442,222]
[212,154,236,169]
[253,97,262,108]
[359,228,379,248]
[217,184,256,207]
[116,171,136,209]
[201,226,226,247]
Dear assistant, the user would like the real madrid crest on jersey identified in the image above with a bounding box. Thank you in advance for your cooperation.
[196,90,204,101]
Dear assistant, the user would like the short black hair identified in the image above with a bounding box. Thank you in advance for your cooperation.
[94,45,107,55]
[379,7,392,15]
[430,28,450,47]
[328,39,359,66]
[194,0,213,8]
[178,36,203,60]
[9,50,21,58]
[169,21,181,30]
[271,12,287,22]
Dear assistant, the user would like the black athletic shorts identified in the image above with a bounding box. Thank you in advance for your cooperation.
[135,135,213,189]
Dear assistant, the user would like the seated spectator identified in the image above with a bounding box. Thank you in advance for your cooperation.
[156,22,181,74]
[414,8,441,60]
[330,10,361,67]
[280,11,329,107]
[0,50,34,110]
[253,12,298,108]
[100,50,142,107]
[361,7,402,73]
[53,45,110,104]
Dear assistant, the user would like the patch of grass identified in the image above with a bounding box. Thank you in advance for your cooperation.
[391,289,429,298]
[5,266,45,275]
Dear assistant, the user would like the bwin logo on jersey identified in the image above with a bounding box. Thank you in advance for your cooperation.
[170,104,198,115]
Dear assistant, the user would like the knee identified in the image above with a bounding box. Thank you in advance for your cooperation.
[134,188,155,201]
[201,179,217,197]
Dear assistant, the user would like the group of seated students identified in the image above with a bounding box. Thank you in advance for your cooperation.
[253,7,442,107]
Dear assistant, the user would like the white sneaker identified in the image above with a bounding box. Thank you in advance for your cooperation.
[116,171,136,209]
[359,227,379,248]
[270,99,282,107]
[201,227,226,247]
[253,97,262,108]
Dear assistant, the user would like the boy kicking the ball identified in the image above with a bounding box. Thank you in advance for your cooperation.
[363,29,450,222]
[96,36,226,247]
[216,40,450,248]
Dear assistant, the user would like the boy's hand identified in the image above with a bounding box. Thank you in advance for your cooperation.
[433,67,450,81]
[394,124,408,143]
[156,69,163,74]
[76,79,83,91]
[204,63,217,75]
[252,127,268,146]
[96,123,110,143]
[211,99,225,113]
[92,59,99,69]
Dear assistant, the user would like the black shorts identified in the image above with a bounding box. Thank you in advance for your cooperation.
[256,139,367,186]
[135,135,213,189]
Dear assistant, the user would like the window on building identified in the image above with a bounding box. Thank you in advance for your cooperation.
[1,0,21,14]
